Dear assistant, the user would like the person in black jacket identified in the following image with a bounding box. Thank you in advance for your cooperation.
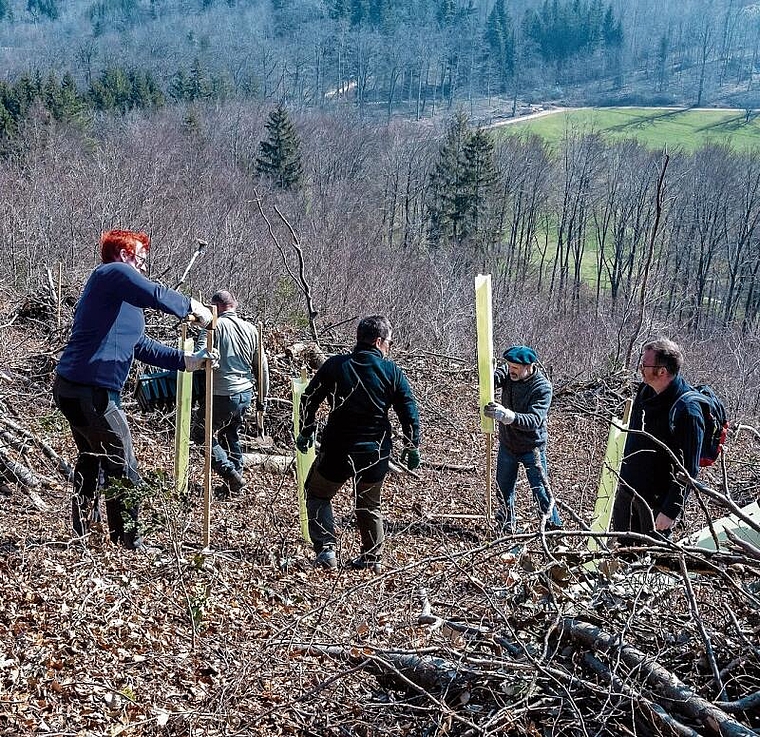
[296,315,420,573]
[612,338,704,540]
[484,345,562,534]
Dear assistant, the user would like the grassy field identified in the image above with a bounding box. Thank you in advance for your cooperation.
[497,107,760,152]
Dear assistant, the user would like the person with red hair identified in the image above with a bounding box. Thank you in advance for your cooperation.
[54,229,214,550]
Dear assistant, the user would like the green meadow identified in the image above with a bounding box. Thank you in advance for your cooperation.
[497,107,760,152]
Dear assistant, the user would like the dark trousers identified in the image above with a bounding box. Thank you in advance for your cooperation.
[305,450,387,561]
[611,487,673,543]
[53,375,142,548]
[191,390,251,478]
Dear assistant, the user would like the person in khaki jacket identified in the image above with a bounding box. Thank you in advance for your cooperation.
[192,290,269,496]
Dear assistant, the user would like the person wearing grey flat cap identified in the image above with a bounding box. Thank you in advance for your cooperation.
[483,344,562,535]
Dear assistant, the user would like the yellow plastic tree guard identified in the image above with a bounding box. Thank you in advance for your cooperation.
[588,399,632,553]
[292,368,313,543]
[475,274,496,522]
[174,328,194,498]
[475,274,496,434]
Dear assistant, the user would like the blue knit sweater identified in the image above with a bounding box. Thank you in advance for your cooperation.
[56,262,191,391]
[494,365,552,454]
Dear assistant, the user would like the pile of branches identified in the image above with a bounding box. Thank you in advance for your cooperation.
[277,519,760,736]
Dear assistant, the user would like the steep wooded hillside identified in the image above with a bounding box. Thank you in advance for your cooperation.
[0,289,758,736]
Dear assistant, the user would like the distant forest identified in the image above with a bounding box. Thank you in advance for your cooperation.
[1,0,760,418]
[1,0,760,124]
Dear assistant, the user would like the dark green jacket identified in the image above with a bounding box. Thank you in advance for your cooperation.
[300,345,420,454]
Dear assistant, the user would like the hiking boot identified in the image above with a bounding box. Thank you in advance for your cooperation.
[221,469,246,495]
[314,548,337,571]
[350,556,384,574]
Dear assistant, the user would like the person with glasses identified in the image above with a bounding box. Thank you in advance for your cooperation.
[483,345,562,535]
[54,229,215,550]
[611,338,705,541]
[295,315,420,574]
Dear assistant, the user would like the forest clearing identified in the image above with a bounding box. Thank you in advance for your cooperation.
[497,107,760,152]
[0,288,758,736]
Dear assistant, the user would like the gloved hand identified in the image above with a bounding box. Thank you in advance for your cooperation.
[184,348,218,372]
[295,433,314,454]
[401,446,421,470]
[256,399,267,413]
[189,298,213,328]
[484,401,516,425]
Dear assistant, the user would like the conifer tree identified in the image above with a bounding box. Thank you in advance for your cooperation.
[485,0,514,91]
[462,127,497,242]
[428,110,473,243]
[255,104,303,189]
[27,0,58,20]
[428,112,498,249]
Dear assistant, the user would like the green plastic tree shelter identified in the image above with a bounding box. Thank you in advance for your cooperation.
[475,274,496,522]
[174,324,194,499]
[588,398,632,555]
[292,368,313,543]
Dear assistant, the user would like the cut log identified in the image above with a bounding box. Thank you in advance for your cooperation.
[242,452,294,474]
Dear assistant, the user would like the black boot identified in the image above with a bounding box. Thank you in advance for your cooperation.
[225,469,246,494]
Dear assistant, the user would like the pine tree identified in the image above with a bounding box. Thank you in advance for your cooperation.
[255,104,303,189]
[462,128,497,243]
[428,110,472,243]
[27,0,58,20]
[484,0,514,92]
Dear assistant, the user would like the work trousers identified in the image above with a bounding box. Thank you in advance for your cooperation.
[53,375,142,548]
[611,487,673,544]
[495,444,562,532]
[305,449,387,561]
[192,390,252,478]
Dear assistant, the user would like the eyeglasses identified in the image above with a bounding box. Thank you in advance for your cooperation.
[134,252,147,266]
[386,338,394,347]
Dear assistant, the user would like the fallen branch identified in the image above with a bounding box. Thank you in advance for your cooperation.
[559,618,756,737]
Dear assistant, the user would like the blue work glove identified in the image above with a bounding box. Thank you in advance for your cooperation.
[183,348,219,372]
[295,433,314,454]
[401,447,421,470]
[484,401,515,425]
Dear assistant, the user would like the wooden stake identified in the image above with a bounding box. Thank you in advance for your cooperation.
[256,321,265,436]
[485,433,493,522]
[202,304,217,549]
[57,262,62,331]
[475,274,495,526]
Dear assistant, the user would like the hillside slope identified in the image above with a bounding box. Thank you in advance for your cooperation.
[0,291,758,736]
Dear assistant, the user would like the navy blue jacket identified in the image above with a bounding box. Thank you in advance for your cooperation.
[299,345,420,454]
[494,365,552,454]
[619,374,705,520]
[56,262,191,392]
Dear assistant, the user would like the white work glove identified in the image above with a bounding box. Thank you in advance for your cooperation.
[183,348,219,372]
[189,298,213,328]
[484,401,516,425]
